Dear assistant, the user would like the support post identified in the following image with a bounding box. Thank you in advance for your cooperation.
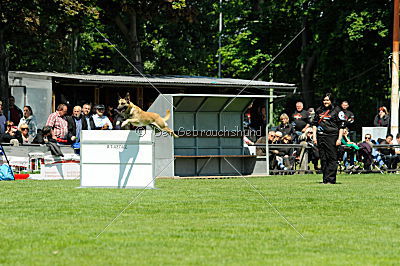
[391,0,399,136]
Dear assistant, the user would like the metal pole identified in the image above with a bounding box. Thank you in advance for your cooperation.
[391,0,399,136]
[0,144,15,180]
[218,0,223,78]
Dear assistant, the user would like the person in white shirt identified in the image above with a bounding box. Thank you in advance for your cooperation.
[92,104,113,130]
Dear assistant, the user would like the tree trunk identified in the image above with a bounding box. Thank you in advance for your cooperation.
[70,27,79,73]
[300,16,317,108]
[0,27,10,115]
[115,9,143,73]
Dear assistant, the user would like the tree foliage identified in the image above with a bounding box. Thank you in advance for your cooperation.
[1,0,395,129]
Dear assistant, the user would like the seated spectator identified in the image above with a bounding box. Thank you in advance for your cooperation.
[32,126,63,156]
[18,105,38,138]
[272,135,295,171]
[357,134,374,171]
[374,106,390,127]
[0,121,22,144]
[377,134,398,170]
[299,127,319,170]
[19,123,33,144]
[0,101,6,134]
[92,104,113,130]
[276,113,294,138]
[46,104,68,144]
[339,128,359,169]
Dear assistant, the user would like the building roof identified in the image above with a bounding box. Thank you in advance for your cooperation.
[9,71,296,90]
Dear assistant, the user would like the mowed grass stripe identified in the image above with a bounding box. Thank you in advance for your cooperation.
[0,174,399,265]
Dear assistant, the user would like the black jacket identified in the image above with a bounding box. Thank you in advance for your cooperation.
[66,115,88,143]
[82,114,96,131]
[339,109,355,128]
[373,114,390,127]
[276,123,295,137]
[313,105,345,135]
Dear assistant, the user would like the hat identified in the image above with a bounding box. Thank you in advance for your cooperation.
[95,104,105,110]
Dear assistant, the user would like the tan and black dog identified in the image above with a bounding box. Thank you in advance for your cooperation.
[117,93,178,138]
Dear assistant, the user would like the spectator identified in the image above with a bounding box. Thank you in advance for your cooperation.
[373,106,390,127]
[377,134,397,170]
[249,105,267,136]
[307,108,315,122]
[299,127,319,170]
[276,113,294,138]
[340,128,359,170]
[66,106,88,144]
[7,96,23,125]
[19,123,33,144]
[339,101,355,129]
[33,126,56,144]
[273,135,295,171]
[0,101,6,134]
[18,105,38,138]
[46,104,68,144]
[291,101,310,138]
[82,103,95,130]
[0,121,22,144]
[92,104,113,130]
[106,105,115,125]
[357,134,374,171]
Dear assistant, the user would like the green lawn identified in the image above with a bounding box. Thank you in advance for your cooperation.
[1,174,399,265]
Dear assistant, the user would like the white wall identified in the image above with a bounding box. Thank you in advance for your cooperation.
[8,75,53,130]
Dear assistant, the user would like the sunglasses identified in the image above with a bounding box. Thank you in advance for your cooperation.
[21,128,29,131]
[365,137,371,140]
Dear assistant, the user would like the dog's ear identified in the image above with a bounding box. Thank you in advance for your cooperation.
[125,92,131,103]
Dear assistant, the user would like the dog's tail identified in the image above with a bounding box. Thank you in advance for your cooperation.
[163,109,171,121]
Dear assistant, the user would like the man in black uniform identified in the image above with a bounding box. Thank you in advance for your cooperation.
[291,101,310,139]
[312,93,345,184]
[339,101,355,129]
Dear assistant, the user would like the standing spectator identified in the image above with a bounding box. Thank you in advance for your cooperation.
[92,104,113,130]
[291,101,310,136]
[46,104,68,144]
[276,113,294,137]
[18,105,38,138]
[373,106,390,127]
[339,101,355,129]
[0,101,6,134]
[66,106,88,144]
[312,93,345,184]
[8,96,23,126]
[82,103,95,130]
[19,123,33,144]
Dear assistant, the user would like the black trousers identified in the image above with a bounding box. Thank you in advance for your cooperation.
[317,134,338,183]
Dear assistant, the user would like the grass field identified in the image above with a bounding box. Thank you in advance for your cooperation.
[1,174,400,265]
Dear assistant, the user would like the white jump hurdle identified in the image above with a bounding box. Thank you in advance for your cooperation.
[80,130,155,188]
